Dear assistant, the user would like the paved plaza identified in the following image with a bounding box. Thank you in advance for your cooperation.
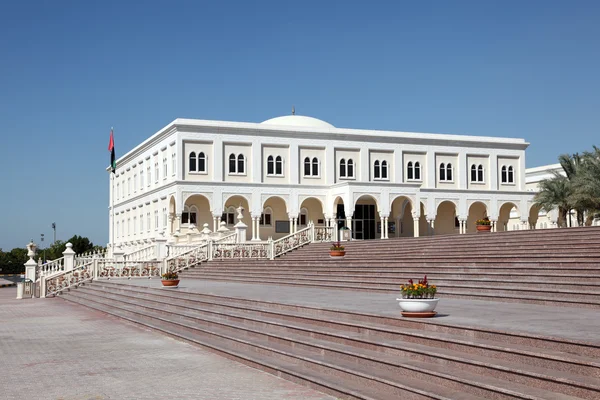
[0,287,334,400]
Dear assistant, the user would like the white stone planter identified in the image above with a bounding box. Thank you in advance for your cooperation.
[396,298,439,313]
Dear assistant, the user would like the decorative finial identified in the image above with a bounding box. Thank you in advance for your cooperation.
[292,106,295,115]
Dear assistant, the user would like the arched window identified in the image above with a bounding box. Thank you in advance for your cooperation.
[374,160,380,179]
[189,152,197,172]
[339,158,346,178]
[312,157,319,176]
[260,207,272,226]
[477,165,484,182]
[221,206,236,225]
[347,159,354,178]
[299,208,308,226]
[267,155,275,175]
[198,152,206,172]
[446,163,453,181]
[237,154,245,174]
[508,166,514,183]
[414,162,421,180]
[439,163,446,181]
[229,154,236,174]
[381,161,388,179]
[407,162,414,180]
[275,156,283,175]
[304,157,311,176]
[182,205,198,225]
[471,164,477,182]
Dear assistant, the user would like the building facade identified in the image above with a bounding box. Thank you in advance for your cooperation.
[108,114,540,252]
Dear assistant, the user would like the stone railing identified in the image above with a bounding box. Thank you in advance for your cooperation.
[313,226,335,242]
[168,243,204,258]
[44,260,94,298]
[124,245,155,262]
[213,232,237,244]
[38,257,65,277]
[96,259,162,279]
[76,249,106,261]
[272,224,313,259]
[212,242,270,260]
[166,243,209,273]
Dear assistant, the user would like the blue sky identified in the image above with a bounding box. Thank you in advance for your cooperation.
[1,1,599,250]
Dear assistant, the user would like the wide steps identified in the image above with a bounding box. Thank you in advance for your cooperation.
[60,281,600,399]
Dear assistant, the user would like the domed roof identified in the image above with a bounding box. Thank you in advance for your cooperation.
[261,115,334,129]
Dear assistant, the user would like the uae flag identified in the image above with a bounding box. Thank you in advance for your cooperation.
[108,128,116,173]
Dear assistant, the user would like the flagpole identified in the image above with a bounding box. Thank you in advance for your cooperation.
[110,126,115,257]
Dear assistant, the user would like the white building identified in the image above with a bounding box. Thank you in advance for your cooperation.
[108,114,541,252]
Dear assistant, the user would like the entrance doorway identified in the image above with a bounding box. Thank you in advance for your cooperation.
[353,204,376,240]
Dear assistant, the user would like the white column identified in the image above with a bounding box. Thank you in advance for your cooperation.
[213,215,219,233]
[293,218,298,233]
[413,217,420,237]
[491,219,497,232]
[289,217,294,234]
[383,217,389,239]
[427,219,435,236]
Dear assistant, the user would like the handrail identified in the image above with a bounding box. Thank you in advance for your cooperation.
[38,257,65,277]
[124,245,155,261]
[212,242,269,260]
[271,224,313,259]
[44,260,94,297]
[213,232,237,243]
[166,242,209,272]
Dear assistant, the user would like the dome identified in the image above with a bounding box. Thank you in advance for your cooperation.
[261,115,334,129]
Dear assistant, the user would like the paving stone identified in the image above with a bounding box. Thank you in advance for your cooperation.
[0,288,334,400]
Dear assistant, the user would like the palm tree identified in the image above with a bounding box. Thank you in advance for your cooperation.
[534,174,572,228]
[558,152,585,226]
[570,146,600,225]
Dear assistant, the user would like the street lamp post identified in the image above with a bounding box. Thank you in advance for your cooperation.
[52,223,56,244]
[41,234,45,263]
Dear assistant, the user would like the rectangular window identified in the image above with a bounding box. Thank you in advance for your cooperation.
[147,167,151,187]
[116,221,119,238]
[116,183,119,200]
[260,213,271,226]
[155,163,159,183]
[133,216,137,235]
[163,208,167,227]
[140,214,143,232]
[155,211,159,230]
[163,158,167,179]
[133,175,137,192]
[140,170,144,189]
[300,214,307,226]
[147,213,151,232]
[172,153,176,176]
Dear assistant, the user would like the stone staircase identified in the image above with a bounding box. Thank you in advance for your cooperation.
[60,280,600,400]
[180,227,600,308]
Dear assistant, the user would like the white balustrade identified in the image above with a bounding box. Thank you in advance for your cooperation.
[38,257,65,277]
[313,226,334,242]
[166,243,209,272]
[123,245,156,261]
[212,242,270,260]
[272,224,313,259]
[97,259,161,279]
[44,260,94,297]
[213,232,237,244]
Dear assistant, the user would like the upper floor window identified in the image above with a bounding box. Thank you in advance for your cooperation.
[189,152,207,173]
[133,174,137,192]
[154,210,159,230]
[501,165,515,183]
[140,213,144,232]
[373,160,389,179]
[340,158,346,178]
[260,207,272,226]
[116,183,120,200]
[172,153,176,176]
[154,162,159,183]
[182,205,197,225]
[127,178,131,196]
[229,153,246,175]
[147,166,151,187]
[471,164,484,183]
[163,158,167,179]
[140,170,144,189]
[407,161,421,181]
[267,155,284,176]
[304,157,320,177]
[347,159,354,178]
[439,163,453,182]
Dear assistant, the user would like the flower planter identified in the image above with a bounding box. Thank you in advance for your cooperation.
[396,298,439,317]
[329,250,346,257]
[161,279,180,287]
[476,224,492,232]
